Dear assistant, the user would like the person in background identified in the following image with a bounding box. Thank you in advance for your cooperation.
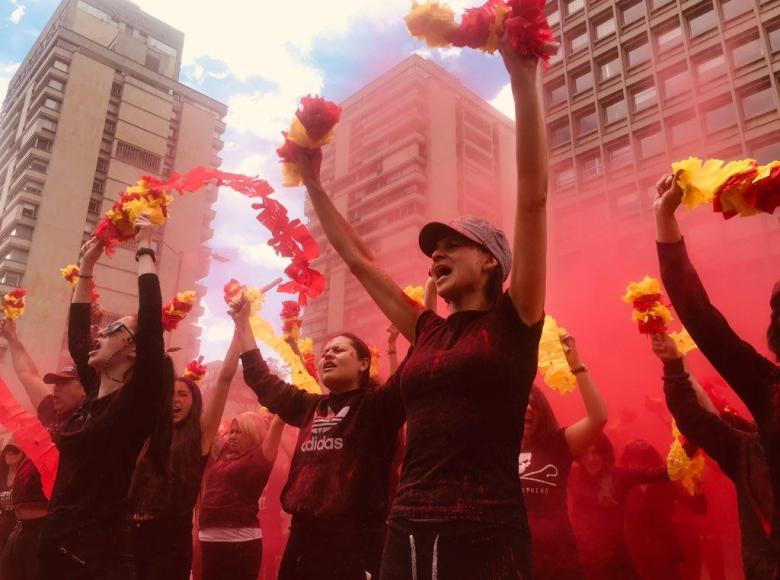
[652,332,775,578]
[520,333,607,579]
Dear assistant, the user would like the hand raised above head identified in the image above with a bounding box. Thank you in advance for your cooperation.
[651,333,682,361]
[653,170,684,217]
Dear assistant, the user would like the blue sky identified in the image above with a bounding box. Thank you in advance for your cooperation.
[0,0,516,361]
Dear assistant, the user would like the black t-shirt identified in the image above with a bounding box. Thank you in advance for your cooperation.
[12,457,47,506]
[45,274,166,537]
[391,292,543,528]
[241,349,405,521]
[520,428,580,575]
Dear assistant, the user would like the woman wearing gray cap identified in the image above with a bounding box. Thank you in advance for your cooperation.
[298,45,549,580]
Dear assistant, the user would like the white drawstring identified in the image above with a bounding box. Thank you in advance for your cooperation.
[431,534,440,580]
[409,534,418,580]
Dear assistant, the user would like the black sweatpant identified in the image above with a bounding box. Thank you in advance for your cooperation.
[128,518,193,580]
[200,538,262,580]
[380,519,532,580]
[1,518,45,580]
[279,518,385,580]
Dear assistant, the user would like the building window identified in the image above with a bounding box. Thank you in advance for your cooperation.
[104,119,115,134]
[576,109,598,136]
[145,54,161,73]
[10,225,33,240]
[115,140,161,173]
[547,5,561,27]
[661,67,691,99]
[28,160,47,173]
[695,50,726,83]
[751,141,780,164]
[40,118,57,132]
[638,129,665,158]
[21,181,43,195]
[554,162,576,188]
[550,121,572,147]
[740,84,777,119]
[88,198,102,215]
[547,80,568,108]
[599,54,621,81]
[703,100,737,132]
[668,114,699,146]
[579,153,604,179]
[770,27,780,53]
[20,203,38,219]
[96,158,109,172]
[572,68,594,93]
[620,0,646,26]
[0,271,23,287]
[148,37,178,57]
[52,60,68,73]
[721,0,752,20]
[567,0,584,17]
[77,0,116,25]
[651,0,674,8]
[632,85,657,111]
[111,82,122,98]
[568,28,589,55]
[43,98,61,111]
[625,39,651,67]
[687,6,718,38]
[91,180,105,194]
[33,137,52,152]
[4,249,29,263]
[594,16,616,39]
[731,36,764,68]
[654,21,683,52]
[47,78,64,92]
[607,139,633,169]
[603,98,627,124]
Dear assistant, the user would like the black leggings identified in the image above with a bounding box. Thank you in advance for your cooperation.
[128,518,193,580]
[279,518,385,580]
[200,538,262,580]
[380,519,532,580]
[1,519,45,580]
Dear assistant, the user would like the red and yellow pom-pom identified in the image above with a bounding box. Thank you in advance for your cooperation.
[94,178,173,255]
[369,346,380,380]
[2,289,26,320]
[538,315,577,395]
[223,279,245,305]
[672,157,780,219]
[403,286,425,306]
[161,290,197,332]
[184,356,207,384]
[277,95,342,187]
[60,265,80,288]
[405,0,558,62]
[281,300,302,342]
[622,276,673,335]
[667,421,706,495]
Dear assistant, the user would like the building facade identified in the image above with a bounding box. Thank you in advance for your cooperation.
[0,0,226,381]
[301,54,518,358]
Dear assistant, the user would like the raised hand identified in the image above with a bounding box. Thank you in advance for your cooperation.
[654,170,684,218]
[133,214,155,248]
[78,237,104,273]
[651,333,682,361]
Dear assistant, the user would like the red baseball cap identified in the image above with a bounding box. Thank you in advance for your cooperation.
[43,365,79,384]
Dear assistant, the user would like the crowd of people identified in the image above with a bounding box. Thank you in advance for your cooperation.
[0,39,775,580]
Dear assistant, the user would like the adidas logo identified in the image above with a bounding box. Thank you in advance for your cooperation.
[311,405,350,435]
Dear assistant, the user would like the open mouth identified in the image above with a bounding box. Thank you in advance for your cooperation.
[321,361,337,372]
[89,339,102,357]
[433,264,452,282]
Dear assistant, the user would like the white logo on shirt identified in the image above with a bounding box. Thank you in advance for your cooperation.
[311,405,350,435]
[518,452,559,487]
[301,405,349,452]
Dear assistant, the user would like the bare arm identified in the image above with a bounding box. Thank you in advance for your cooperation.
[561,335,608,456]
[201,331,240,455]
[300,152,423,342]
[503,52,548,326]
[261,415,285,463]
[423,276,437,312]
[654,171,683,244]
[386,325,400,375]
[0,320,48,409]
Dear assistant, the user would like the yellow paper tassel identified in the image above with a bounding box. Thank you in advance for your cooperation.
[670,328,697,355]
[405,1,458,48]
[621,276,662,303]
[667,422,706,495]
[369,346,380,379]
[672,157,756,210]
[537,315,577,395]
[403,285,425,305]
[60,265,80,288]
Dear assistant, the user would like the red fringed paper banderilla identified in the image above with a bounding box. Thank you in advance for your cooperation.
[277,95,342,187]
[281,300,302,342]
[621,276,673,335]
[2,289,26,320]
[184,356,207,384]
[405,0,558,64]
[161,291,197,332]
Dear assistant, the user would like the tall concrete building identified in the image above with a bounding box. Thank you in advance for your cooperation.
[301,55,517,356]
[0,0,226,378]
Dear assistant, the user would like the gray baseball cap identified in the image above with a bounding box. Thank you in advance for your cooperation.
[419,216,512,282]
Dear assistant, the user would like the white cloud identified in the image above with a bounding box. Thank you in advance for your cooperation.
[490,82,514,120]
[0,62,20,105]
[9,4,24,24]
[234,154,269,177]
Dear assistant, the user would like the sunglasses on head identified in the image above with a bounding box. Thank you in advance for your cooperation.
[103,320,135,342]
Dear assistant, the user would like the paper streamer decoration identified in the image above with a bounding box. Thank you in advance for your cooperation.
[0,376,57,498]
[667,421,706,495]
[281,300,303,342]
[2,289,25,320]
[537,315,577,395]
[369,346,380,380]
[223,280,320,394]
[277,95,342,187]
[60,265,80,288]
[184,356,207,384]
[672,157,780,219]
[622,276,673,335]
[405,0,558,64]
[161,291,197,332]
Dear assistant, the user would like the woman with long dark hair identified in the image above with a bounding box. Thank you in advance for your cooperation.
[35,216,170,580]
[654,172,780,559]
[297,43,549,579]
[0,442,22,556]
[125,331,238,580]
[198,407,284,580]
[520,334,607,580]
[230,298,406,580]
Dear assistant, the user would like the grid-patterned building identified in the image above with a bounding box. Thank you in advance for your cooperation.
[0,0,226,379]
[301,55,518,356]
